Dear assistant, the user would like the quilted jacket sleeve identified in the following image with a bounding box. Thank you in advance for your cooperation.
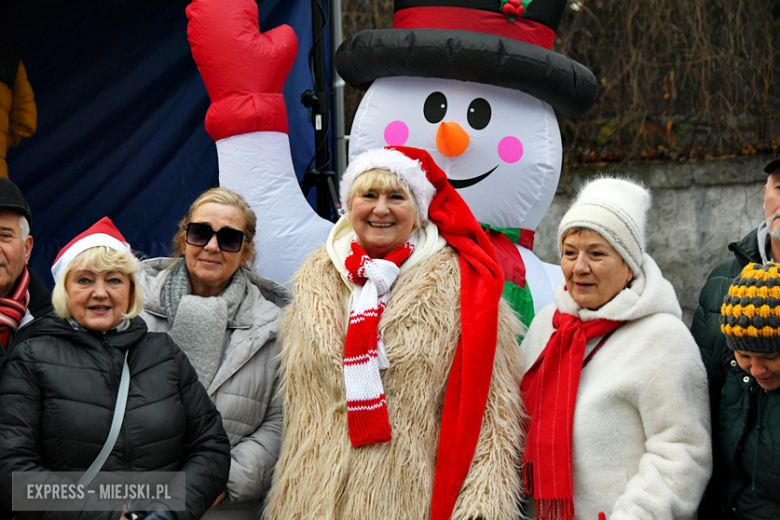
[223,360,283,502]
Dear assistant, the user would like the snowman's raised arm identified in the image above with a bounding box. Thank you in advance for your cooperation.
[186,0,294,140]
[187,0,331,285]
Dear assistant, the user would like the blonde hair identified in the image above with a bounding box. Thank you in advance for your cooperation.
[347,169,420,229]
[52,246,143,321]
[172,187,257,265]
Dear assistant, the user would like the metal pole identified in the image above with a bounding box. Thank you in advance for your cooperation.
[311,0,331,219]
[331,0,348,178]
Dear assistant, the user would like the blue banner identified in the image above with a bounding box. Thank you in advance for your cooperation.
[1,0,326,285]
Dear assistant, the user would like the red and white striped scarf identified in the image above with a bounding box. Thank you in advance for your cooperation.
[0,266,30,350]
[344,238,415,447]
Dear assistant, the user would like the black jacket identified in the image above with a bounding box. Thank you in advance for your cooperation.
[0,315,231,520]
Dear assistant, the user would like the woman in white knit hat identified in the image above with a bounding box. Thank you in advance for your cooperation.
[519,177,712,520]
[265,146,524,520]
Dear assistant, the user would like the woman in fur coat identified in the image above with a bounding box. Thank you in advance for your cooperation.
[519,178,712,520]
[265,147,524,520]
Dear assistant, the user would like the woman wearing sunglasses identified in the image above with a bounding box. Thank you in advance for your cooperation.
[136,187,291,520]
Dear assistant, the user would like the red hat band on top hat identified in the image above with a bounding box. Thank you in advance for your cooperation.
[394,0,556,49]
[335,0,599,119]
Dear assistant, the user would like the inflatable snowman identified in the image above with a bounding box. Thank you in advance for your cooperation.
[186,0,597,324]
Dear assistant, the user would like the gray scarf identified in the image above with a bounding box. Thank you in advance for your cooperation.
[163,260,247,388]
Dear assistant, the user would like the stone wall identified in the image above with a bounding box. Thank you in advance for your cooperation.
[533,157,770,326]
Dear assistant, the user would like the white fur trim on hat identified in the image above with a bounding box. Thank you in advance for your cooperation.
[51,233,130,284]
[557,177,651,274]
[340,148,436,223]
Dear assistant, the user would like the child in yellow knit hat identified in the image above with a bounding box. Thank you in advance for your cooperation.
[721,262,780,384]
[711,261,780,519]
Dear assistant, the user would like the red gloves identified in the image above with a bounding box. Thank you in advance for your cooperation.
[186,0,298,141]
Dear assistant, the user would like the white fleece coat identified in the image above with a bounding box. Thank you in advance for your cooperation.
[520,254,712,520]
[266,244,525,520]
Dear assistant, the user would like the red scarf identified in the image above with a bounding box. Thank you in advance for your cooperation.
[0,266,30,349]
[344,239,415,447]
[520,310,623,520]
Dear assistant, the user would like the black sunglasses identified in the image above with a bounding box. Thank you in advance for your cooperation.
[186,222,247,253]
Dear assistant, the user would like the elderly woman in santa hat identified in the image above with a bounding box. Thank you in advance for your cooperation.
[0,217,230,520]
[265,146,524,520]
[519,178,711,520]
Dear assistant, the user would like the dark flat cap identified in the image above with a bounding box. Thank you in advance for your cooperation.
[0,177,32,225]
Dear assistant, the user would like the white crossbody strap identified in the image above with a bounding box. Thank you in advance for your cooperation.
[78,350,131,487]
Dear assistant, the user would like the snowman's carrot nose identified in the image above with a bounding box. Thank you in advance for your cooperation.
[436,122,470,157]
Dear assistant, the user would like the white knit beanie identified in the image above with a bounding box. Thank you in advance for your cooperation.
[340,147,436,224]
[557,177,651,274]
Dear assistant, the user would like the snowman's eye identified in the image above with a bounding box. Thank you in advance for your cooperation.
[424,92,447,124]
[467,98,491,130]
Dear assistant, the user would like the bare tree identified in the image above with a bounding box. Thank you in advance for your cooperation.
[339,0,780,166]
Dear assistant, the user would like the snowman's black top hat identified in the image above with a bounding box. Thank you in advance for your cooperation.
[334,0,599,118]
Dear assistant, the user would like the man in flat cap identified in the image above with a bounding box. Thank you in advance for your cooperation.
[693,156,780,365]
[0,177,51,353]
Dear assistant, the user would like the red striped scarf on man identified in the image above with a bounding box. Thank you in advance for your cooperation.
[344,239,414,447]
[0,266,30,349]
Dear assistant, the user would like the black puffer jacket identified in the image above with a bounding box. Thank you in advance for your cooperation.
[0,315,231,520]
[692,228,780,519]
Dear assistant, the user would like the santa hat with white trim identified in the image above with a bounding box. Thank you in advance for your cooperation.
[51,217,134,284]
[340,147,437,224]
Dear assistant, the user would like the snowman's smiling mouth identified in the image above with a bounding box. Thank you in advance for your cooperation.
[447,166,498,189]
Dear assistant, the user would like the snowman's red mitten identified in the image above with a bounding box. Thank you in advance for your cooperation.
[598,513,606,520]
[186,0,297,141]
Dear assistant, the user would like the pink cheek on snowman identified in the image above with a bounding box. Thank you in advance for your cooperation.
[383,121,409,146]
[497,136,524,163]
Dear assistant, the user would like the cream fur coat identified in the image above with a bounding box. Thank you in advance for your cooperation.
[265,245,525,520]
[520,254,712,520]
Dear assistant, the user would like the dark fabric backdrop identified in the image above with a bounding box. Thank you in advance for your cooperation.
[0,0,328,286]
